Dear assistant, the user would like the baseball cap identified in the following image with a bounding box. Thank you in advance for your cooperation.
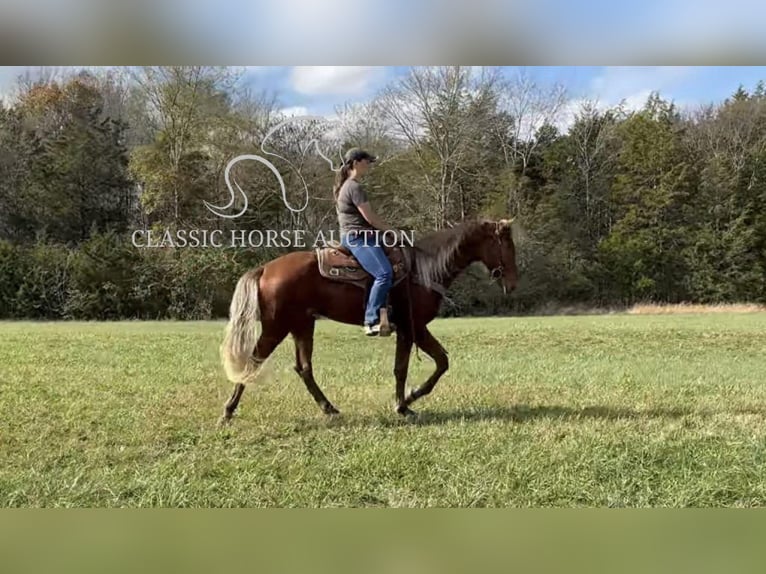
[344,147,377,164]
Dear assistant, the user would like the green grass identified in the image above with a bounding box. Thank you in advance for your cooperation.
[1,314,766,507]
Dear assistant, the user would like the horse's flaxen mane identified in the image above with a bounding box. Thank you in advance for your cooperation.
[413,219,492,287]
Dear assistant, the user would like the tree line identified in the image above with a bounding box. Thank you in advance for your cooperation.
[1,66,764,319]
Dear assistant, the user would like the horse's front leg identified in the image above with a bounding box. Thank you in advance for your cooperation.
[393,331,414,416]
[400,328,449,413]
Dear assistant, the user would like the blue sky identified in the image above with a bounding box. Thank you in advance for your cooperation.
[242,66,766,117]
[2,66,765,123]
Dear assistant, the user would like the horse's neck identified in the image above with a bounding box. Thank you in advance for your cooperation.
[440,237,482,288]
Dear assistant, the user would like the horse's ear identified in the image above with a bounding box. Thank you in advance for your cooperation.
[496,218,514,234]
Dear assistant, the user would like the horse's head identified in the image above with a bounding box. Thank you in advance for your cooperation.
[477,218,518,294]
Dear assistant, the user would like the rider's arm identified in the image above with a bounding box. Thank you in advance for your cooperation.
[357,202,395,232]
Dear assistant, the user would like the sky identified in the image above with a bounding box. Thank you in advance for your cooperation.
[2,66,766,125]
[241,66,766,117]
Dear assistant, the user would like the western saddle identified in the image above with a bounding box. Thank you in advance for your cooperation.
[315,242,412,336]
[315,242,413,336]
[315,242,412,290]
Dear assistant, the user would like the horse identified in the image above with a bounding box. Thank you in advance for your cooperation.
[218,217,518,423]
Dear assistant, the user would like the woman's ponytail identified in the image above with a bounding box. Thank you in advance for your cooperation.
[333,161,352,199]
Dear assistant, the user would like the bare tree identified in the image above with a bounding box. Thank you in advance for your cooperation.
[377,66,501,229]
[130,66,240,223]
[333,100,398,160]
[494,70,567,215]
[569,99,620,238]
[13,66,65,97]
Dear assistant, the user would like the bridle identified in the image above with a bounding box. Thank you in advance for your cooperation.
[489,221,514,295]
[489,221,505,282]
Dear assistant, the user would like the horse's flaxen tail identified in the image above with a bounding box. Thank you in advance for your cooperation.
[221,267,264,384]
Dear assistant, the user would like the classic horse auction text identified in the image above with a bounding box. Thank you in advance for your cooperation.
[131,229,416,249]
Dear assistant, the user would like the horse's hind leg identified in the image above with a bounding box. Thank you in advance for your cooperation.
[223,383,246,421]
[220,329,286,424]
[292,320,339,415]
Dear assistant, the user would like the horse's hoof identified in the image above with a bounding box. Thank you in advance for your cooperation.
[396,405,418,418]
[218,414,233,427]
[323,404,340,416]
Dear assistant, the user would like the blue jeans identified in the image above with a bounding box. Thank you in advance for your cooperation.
[341,231,393,326]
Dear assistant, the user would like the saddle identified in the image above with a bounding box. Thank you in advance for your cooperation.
[315,241,412,289]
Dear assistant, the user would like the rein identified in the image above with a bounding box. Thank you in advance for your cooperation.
[412,221,507,294]
[404,274,421,361]
[489,221,508,294]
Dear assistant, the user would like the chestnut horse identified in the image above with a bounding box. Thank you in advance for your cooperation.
[219,218,518,423]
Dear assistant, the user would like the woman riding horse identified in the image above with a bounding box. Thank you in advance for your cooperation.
[218,157,519,423]
[334,148,396,337]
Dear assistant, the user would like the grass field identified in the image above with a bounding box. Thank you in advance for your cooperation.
[1,313,766,507]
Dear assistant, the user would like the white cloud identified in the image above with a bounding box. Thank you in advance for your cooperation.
[559,67,696,126]
[279,106,309,117]
[552,67,703,133]
[554,98,598,134]
[620,89,654,112]
[290,67,383,96]
[588,67,694,106]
